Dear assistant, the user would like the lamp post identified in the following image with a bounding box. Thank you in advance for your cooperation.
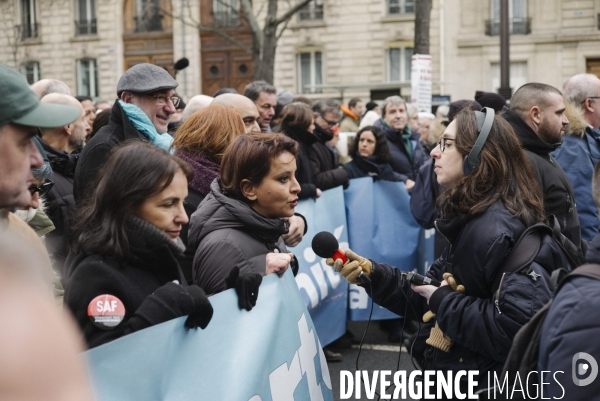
[498,0,512,100]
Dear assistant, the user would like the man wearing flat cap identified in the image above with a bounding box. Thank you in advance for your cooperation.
[73,63,179,203]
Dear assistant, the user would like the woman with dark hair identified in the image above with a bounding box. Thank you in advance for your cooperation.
[65,141,213,348]
[188,134,299,306]
[328,108,567,394]
[279,102,321,199]
[344,126,401,181]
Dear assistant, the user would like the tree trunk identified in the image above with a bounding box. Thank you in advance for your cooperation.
[414,0,432,55]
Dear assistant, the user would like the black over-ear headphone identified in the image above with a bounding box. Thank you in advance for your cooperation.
[463,107,495,175]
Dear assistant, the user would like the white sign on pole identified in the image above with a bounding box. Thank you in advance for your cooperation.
[410,54,432,113]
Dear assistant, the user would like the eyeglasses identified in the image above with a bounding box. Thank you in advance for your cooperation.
[581,97,600,105]
[437,137,455,153]
[149,94,181,108]
[29,179,54,197]
[320,115,339,127]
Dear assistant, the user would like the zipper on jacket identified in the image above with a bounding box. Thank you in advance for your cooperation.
[494,273,506,315]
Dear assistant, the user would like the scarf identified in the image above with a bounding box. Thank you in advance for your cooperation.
[175,149,220,197]
[119,100,174,153]
[380,119,414,162]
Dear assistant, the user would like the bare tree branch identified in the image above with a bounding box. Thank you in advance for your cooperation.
[240,0,263,49]
[274,0,312,26]
[276,15,291,42]
[162,1,253,54]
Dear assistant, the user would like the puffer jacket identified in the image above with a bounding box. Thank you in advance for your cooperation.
[537,234,600,399]
[373,118,427,183]
[38,137,78,279]
[188,179,289,296]
[502,107,583,252]
[73,100,147,204]
[551,101,600,241]
[365,201,565,395]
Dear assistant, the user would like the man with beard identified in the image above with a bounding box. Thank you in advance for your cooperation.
[73,63,178,203]
[38,94,90,279]
[373,96,428,193]
[502,83,583,252]
[309,99,349,191]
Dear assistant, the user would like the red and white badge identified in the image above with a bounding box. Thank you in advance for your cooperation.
[87,294,126,330]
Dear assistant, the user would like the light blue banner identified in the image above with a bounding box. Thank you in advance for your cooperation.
[343,178,431,321]
[86,271,333,401]
[292,187,348,347]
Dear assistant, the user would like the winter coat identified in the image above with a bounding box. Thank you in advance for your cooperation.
[365,201,562,394]
[343,154,402,182]
[73,100,148,204]
[282,125,319,199]
[309,126,349,191]
[188,179,289,296]
[502,107,583,251]
[537,234,600,399]
[373,119,427,183]
[38,138,78,279]
[64,216,191,349]
[551,102,600,241]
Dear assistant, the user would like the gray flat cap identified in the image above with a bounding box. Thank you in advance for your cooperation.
[117,63,178,96]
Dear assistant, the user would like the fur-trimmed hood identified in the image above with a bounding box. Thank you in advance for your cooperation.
[563,100,588,138]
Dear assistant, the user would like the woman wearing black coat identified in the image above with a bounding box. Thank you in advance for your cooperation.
[328,109,567,397]
[65,142,213,348]
[280,102,321,200]
[343,126,402,182]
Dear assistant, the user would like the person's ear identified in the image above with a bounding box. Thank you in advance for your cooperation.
[313,112,319,122]
[121,91,134,104]
[529,106,542,125]
[63,124,72,136]
[583,98,595,114]
[240,179,257,201]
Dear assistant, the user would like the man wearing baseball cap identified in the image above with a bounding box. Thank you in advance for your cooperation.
[0,62,80,290]
[73,63,179,203]
[0,63,80,210]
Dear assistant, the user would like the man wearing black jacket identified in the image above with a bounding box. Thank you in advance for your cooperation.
[502,82,583,252]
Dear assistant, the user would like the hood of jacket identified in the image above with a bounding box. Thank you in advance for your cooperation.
[283,125,318,146]
[38,137,79,178]
[188,179,289,250]
[563,100,588,138]
[501,107,560,154]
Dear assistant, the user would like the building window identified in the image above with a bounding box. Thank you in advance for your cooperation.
[491,61,527,92]
[298,51,322,94]
[387,0,414,15]
[135,0,163,32]
[20,61,41,84]
[298,0,323,21]
[76,0,97,35]
[214,0,239,27]
[77,59,98,98]
[19,0,38,40]
[486,0,530,35]
[387,47,413,82]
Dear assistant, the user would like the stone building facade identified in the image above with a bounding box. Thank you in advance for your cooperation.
[1,0,600,107]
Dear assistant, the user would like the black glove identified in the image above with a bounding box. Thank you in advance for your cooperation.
[225,267,263,311]
[184,285,213,329]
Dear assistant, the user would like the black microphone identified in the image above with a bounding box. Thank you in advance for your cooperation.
[311,231,371,284]
[174,57,190,71]
[405,271,441,287]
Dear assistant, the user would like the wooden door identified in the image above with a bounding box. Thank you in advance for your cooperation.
[586,58,600,78]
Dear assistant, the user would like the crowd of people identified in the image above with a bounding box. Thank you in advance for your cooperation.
[3,58,600,399]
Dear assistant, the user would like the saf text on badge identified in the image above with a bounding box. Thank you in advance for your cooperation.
[87,294,126,330]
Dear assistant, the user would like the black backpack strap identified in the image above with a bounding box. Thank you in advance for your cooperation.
[547,215,587,269]
[556,263,600,291]
[491,224,548,295]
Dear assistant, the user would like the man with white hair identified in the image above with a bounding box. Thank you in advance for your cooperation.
[552,73,600,241]
[182,95,214,121]
[418,112,435,143]
[30,79,71,99]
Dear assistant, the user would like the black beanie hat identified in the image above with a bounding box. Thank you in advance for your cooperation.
[474,91,506,113]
